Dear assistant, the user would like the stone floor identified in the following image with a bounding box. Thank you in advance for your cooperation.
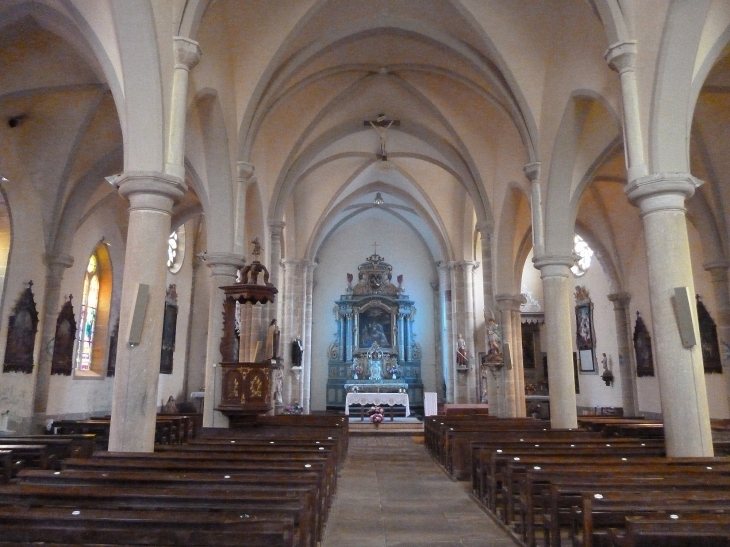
[322,436,519,547]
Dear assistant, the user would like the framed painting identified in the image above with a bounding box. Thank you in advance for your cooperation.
[357,306,392,348]
[575,300,597,373]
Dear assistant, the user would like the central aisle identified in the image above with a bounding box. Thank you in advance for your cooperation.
[322,436,518,547]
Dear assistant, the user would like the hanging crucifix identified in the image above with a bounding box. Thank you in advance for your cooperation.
[364,114,400,161]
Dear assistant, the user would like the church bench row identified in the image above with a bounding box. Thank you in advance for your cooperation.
[0,443,54,473]
[50,415,198,447]
[571,489,730,547]
[0,481,315,547]
[540,472,730,547]
[0,506,297,546]
[607,513,730,547]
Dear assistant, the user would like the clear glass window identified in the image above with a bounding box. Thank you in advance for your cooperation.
[571,235,593,277]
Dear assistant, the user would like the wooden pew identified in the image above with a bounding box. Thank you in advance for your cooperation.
[571,489,730,547]
[608,513,730,547]
[0,505,296,546]
[0,451,10,484]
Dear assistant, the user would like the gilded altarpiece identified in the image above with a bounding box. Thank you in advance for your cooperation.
[326,253,423,409]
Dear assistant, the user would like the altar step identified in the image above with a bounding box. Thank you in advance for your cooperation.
[347,417,424,436]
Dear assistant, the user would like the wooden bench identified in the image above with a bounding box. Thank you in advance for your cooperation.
[607,513,730,546]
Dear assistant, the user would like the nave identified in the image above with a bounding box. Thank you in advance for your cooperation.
[322,435,515,547]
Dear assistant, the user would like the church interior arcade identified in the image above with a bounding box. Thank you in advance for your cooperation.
[0,0,728,460]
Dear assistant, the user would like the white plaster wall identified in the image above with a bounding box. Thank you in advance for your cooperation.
[570,259,623,410]
[47,198,126,419]
[310,209,437,411]
[520,250,544,308]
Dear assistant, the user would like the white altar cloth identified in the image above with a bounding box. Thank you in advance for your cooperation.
[345,392,410,417]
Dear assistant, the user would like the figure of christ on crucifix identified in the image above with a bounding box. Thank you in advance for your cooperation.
[364,114,400,161]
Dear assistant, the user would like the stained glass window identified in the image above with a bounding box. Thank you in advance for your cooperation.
[167,225,185,273]
[76,254,100,371]
[571,235,593,277]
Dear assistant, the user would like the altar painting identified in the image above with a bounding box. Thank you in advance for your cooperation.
[358,307,392,348]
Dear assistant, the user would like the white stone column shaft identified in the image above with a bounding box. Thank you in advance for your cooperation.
[462,261,478,403]
[704,262,730,406]
[523,164,545,256]
[202,253,244,428]
[165,37,201,180]
[513,304,526,416]
[33,253,75,419]
[109,172,185,452]
[437,263,452,402]
[608,292,639,416]
[626,174,712,456]
[476,223,499,413]
[234,163,255,256]
[302,261,317,413]
[534,256,578,429]
[605,41,648,182]
[281,258,306,405]
[496,294,527,417]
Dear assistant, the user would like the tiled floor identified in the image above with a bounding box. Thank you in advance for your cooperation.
[322,436,519,547]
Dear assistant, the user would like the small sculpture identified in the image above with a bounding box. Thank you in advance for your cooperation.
[291,336,303,367]
[456,333,468,367]
[601,353,614,387]
[266,319,280,360]
[274,368,283,404]
[162,396,178,414]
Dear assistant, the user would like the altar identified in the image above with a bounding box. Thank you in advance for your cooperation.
[345,392,410,417]
[326,252,424,410]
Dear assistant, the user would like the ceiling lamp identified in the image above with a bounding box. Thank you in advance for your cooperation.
[373,192,384,206]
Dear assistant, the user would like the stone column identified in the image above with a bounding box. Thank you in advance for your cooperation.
[202,253,244,428]
[462,261,478,402]
[476,222,499,413]
[281,258,306,405]
[452,261,477,403]
[496,294,527,417]
[704,262,730,405]
[301,261,317,413]
[626,173,712,456]
[234,162,255,256]
[266,220,285,333]
[605,41,648,182]
[608,292,639,416]
[165,37,201,180]
[32,253,75,423]
[533,255,578,429]
[437,262,453,402]
[109,172,185,452]
[524,164,545,256]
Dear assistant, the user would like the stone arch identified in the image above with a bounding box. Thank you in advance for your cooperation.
[495,183,532,295]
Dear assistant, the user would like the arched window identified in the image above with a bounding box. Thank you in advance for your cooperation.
[75,243,112,374]
[571,235,593,277]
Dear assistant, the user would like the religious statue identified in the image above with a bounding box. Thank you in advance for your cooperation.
[456,333,468,367]
[162,396,178,414]
[266,319,280,360]
[291,336,303,367]
[251,237,262,257]
[369,116,394,159]
[601,353,614,387]
[486,312,502,355]
[369,359,382,380]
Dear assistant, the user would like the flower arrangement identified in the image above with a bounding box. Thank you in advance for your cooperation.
[283,402,303,415]
[367,405,384,424]
[352,362,364,379]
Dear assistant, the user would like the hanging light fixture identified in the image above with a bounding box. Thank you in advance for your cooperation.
[373,192,384,205]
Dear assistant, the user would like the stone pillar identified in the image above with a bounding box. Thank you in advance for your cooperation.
[302,261,317,413]
[201,253,244,428]
[704,262,730,405]
[109,172,185,452]
[452,261,478,403]
[165,37,201,180]
[476,222,499,413]
[533,255,578,429]
[234,162,255,256]
[608,292,639,417]
[266,220,285,334]
[32,253,75,422]
[281,258,306,406]
[462,261,478,402]
[626,173,712,456]
[524,163,545,256]
[397,313,406,362]
[496,294,527,417]
[437,262,453,402]
[605,41,649,182]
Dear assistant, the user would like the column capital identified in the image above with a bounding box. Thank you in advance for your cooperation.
[173,36,201,72]
[454,260,479,270]
[704,260,730,284]
[269,220,285,237]
[495,293,526,311]
[437,260,454,272]
[204,252,245,275]
[475,221,494,237]
[608,291,631,309]
[523,161,540,182]
[532,254,573,278]
[625,172,702,213]
[237,161,255,182]
[117,171,186,211]
[605,40,637,74]
[43,252,74,269]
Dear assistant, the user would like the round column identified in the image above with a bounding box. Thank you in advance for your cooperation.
[234,162,255,255]
[165,37,201,180]
[608,292,639,417]
[202,253,244,428]
[437,263,452,401]
[302,261,317,413]
[523,163,545,256]
[533,255,578,429]
[109,172,185,452]
[496,293,527,417]
[32,253,75,422]
[476,223,499,413]
[626,173,712,456]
